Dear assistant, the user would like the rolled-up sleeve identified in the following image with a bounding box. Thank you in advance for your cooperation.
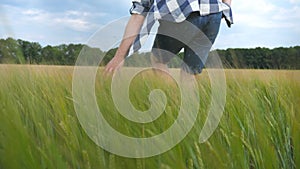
[130,0,151,16]
[221,2,233,28]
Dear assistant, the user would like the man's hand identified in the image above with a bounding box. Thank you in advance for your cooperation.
[104,55,125,73]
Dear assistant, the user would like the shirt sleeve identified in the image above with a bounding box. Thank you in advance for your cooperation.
[221,2,233,28]
[129,0,151,16]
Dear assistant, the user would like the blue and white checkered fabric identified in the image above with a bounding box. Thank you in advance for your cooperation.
[130,0,233,52]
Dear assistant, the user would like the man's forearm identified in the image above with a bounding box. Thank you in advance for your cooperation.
[222,0,231,6]
[114,14,145,58]
[104,14,145,73]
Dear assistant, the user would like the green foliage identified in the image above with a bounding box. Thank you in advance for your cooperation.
[216,47,300,69]
[0,66,299,169]
[0,38,299,69]
[0,38,85,65]
[0,38,25,64]
[18,39,42,64]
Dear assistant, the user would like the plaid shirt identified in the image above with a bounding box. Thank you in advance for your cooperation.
[130,0,233,52]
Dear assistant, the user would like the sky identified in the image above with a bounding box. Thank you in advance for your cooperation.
[0,0,300,50]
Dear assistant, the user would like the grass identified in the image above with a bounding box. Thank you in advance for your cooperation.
[0,64,299,169]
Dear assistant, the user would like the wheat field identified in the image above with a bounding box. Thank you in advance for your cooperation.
[0,64,299,169]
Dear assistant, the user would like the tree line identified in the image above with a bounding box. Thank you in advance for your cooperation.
[0,37,299,69]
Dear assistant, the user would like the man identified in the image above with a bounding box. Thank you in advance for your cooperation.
[105,0,233,74]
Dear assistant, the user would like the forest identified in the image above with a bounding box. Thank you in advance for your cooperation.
[0,37,299,69]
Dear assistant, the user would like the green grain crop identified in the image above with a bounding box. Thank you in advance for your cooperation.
[0,65,299,169]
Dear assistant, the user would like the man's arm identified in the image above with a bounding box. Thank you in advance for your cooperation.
[222,0,231,6]
[105,14,145,73]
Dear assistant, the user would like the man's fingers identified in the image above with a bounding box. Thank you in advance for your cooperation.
[104,63,117,77]
[103,56,125,77]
